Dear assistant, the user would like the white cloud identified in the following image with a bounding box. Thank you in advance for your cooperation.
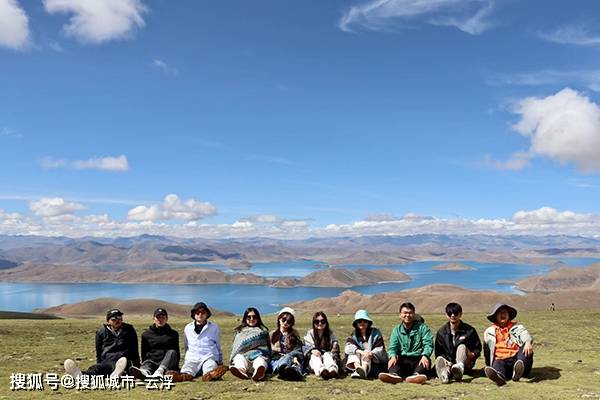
[339,0,495,35]
[485,151,531,171]
[511,206,594,224]
[43,0,147,44]
[0,0,30,50]
[40,155,129,172]
[539,24,600,46]
[29,197,85,217]
[324,207,600,237]
[152,59,179,75]
[127,194,217,222]
[238,214,312,229]
[1,127,22,138]
[487,69,600,92]
[3,203,600,238]
[512,88,600,173]
[71,155,129,172]
[40,156,67,169]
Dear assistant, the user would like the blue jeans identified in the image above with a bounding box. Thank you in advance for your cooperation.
[492,346,533,378]
[269,353,303,376]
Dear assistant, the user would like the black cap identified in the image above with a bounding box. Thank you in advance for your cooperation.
[190,302,211,319]
[153,308,168,318]
[106,308,123,321]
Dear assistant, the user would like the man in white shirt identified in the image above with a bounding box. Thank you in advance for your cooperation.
[167,302,227,382]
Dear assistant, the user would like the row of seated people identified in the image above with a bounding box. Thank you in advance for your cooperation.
[63,301,532,387]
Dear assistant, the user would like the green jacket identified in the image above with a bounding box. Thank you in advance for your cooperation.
[388,320,433,359]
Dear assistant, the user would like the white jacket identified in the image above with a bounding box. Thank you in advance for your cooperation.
[183,321,223,364]
[483,323,532,366]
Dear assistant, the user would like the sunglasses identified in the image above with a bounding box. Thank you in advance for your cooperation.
[279,317,292,324]
[246,314,258,320]
[313,319,326,325]
[195,309,208,315]
[447,311,461,317]
[110,316,122,321]
[356,319,368,324]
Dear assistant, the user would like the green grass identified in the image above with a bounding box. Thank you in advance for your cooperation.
[1,310,600,399]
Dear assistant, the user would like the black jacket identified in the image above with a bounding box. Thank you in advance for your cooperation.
[95,322,140,366]
[141,323,180,366]
[435,321,482,363]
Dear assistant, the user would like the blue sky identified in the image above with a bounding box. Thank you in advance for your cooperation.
[1,0,600,238]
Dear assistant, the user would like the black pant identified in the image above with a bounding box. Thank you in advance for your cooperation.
[492,346,533,378]
[84,357,132,376]
[389,355,428,378]
[141,350,179,373]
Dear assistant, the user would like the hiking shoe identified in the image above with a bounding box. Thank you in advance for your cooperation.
[435,357,450,384]
[320,368,331,380]
[350,371,361,379]
[202,365,228,381]
[328,367,339,379]
[252,365,266,381]
[110,357,127,379]
[485,366,506,386]
[512,360,525,381]
[166,371,193,382]
[64,359,82,378]
[405,374,427,384]
[451,363,464,382]
[378,372,404,384]
[229,366,249,380]
[129,366,149,380]
[355,365,367,379]
[285,366,303,381]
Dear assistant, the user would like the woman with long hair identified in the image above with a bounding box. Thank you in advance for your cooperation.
[269,307,304,381]
[344,309,387,379]
[229,307,270,380]
[303,311,340,379]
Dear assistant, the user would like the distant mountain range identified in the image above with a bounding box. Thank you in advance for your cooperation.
[0,234,599,284]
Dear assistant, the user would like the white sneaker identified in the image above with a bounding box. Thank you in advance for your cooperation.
[435,357,450,384]
[151,366,166,378]
[451,363,464,381]
[350,371,361,379]
[64,359,82,378]
[110,357,128,379]
[355,365,367,379]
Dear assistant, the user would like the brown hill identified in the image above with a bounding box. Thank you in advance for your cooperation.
[0,263,269,285]
[432,263,476,271]
[516,263,600,292]
[35,298,234,318]
[290,284,600,314]
[270,268,411,288]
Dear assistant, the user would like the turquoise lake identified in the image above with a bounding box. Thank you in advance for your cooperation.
[0,258,596,314]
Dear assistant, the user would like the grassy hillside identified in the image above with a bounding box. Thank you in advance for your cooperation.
[1,310,599,399]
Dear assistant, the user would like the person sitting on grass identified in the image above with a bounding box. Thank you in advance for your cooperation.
[129,307,180,380]
[303,311,341,379]
[344,309,387,379]
[378,302,432,385]
[434,302,482,384]
[229,307,270,381]
[483,303,534,386]
[167,302,227,382]
[64,308,140,379]
[269,307,304,381]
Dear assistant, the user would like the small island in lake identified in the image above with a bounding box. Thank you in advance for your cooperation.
[431,262,477,271]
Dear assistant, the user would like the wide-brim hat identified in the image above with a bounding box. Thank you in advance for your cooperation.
[487,302,517,323]
[190,302,212,319]
[277,307,296,318]
[352,309,373,328]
